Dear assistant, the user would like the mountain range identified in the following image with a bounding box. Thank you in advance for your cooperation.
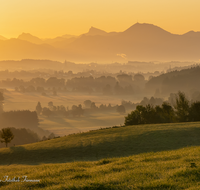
[1,23,200,62]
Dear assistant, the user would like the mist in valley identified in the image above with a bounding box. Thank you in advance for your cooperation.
[0,59,200,147]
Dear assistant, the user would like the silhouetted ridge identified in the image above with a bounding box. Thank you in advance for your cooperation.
[86,27,108,36]
[18,33,43,44]
[183,31,200,37]
[1,23,200,61]
[123,23,172,37]
[0,35,7,40]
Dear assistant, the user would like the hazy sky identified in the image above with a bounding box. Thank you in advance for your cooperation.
[1,0,200,38]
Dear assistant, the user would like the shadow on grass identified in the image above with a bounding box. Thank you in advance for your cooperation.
[0,126,200,165]
[139,184,178,190]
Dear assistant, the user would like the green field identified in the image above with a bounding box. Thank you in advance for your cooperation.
[1,147,200,189]
[1,122,200,189]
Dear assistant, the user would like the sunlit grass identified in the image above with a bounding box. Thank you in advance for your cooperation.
[1,146,200,189]
[1,121,200,165]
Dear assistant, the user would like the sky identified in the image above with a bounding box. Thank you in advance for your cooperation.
[1,0,200,38]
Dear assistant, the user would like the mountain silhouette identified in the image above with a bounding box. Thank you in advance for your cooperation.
[1,23,200,62]
[123,23,172,36]
[18,33,44,44]
[0,35,7,40]
[85,27,108,36]
[0,38,67,60]
[60,34,77,39]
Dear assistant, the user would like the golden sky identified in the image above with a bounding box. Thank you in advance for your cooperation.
[1,0,200,38]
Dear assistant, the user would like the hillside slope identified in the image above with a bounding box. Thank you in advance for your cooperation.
[1,122,200,165]
[146,66,200,94]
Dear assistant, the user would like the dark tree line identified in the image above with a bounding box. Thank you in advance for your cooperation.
[125,91,200,126]
[0,110,39,129]
[2,72,147,95]
[36,100,127,118]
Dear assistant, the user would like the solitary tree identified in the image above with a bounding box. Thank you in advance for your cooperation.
[174,91,190,122]
[0,128,14,147]
[48,101,54,110]
[83,100,92,108]
[36,102,42,115]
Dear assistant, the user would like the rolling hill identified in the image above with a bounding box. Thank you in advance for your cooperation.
[1,122,200,189]
[1,121,200,165]
[146,66,200,94]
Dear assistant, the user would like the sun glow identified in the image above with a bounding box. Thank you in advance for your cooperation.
[1,0,200,38]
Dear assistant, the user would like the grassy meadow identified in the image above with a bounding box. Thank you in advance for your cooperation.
[1,122,200,189]
[1,121,200,165]
[1,147,200,189]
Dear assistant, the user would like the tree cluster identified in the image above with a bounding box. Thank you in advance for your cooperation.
[125,91,200,126]
[2,72,147,95]
[36,100,126,118]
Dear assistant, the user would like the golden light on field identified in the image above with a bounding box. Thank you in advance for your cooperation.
[1,0,200,38]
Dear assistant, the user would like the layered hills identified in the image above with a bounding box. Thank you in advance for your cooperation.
[1,23,200,62]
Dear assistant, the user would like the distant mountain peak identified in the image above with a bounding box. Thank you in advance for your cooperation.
[123,22,172,36]
[126,22,163,30]
[18,32,36,38]
[86,26,107,36]
[0,35,7,40]
[18,33,43,44]
[183,30,200,36]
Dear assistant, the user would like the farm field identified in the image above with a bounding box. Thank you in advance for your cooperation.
[1,122,200,189]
